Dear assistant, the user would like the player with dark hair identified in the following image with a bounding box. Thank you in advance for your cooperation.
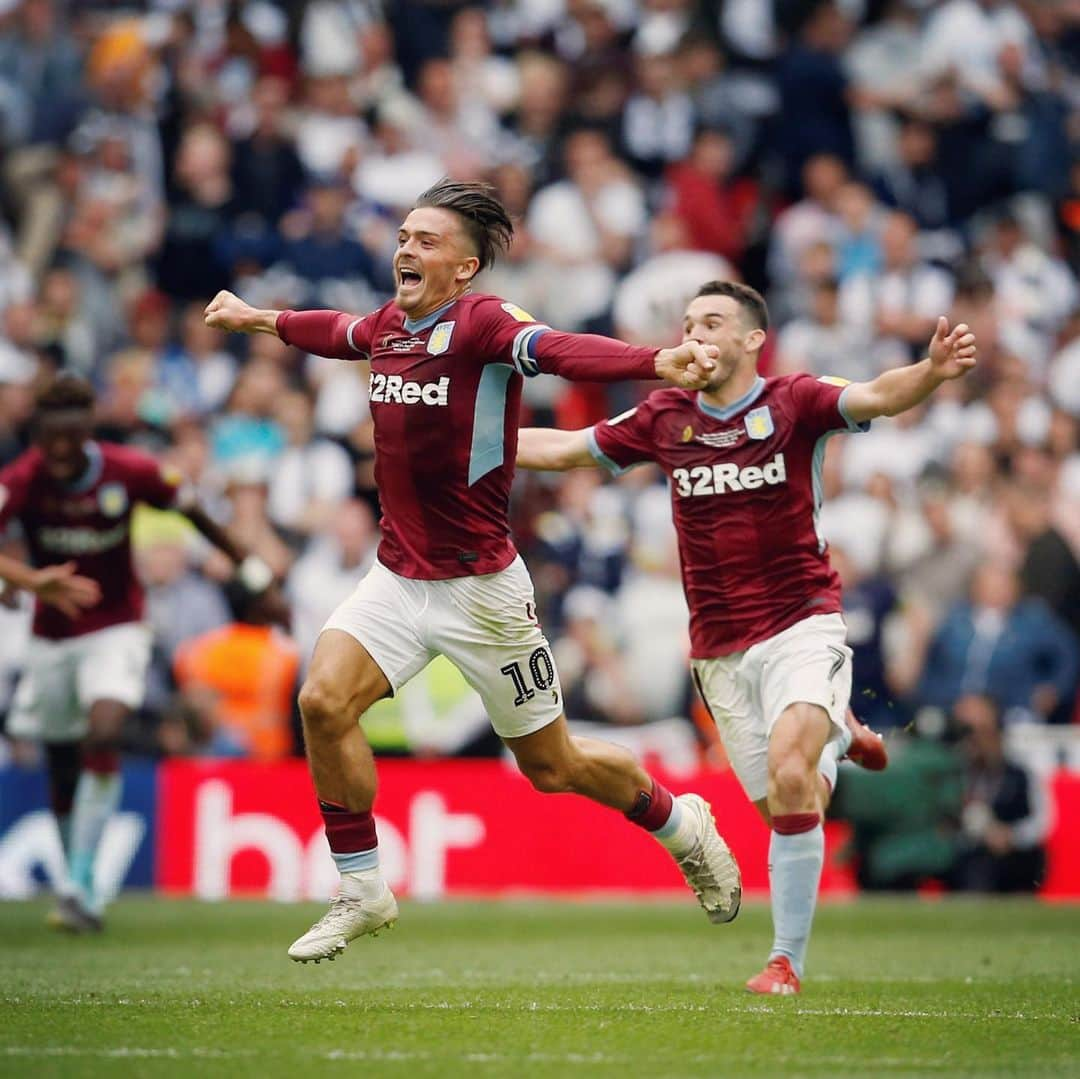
[516,280,977,994]
[205,178,743,962]
[0,373,276,931]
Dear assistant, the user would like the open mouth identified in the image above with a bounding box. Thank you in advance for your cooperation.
[398,267,422,290]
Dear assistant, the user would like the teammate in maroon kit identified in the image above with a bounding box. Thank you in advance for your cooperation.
[516,281,977,994]
[0,374,276,931]
[205,179,743,962]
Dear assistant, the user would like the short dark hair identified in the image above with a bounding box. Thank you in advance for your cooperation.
[35,372,95,415]
[694,281,769,332]
[414,179,514,274]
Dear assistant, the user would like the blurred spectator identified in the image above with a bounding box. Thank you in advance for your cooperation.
[611,213,733,347]
[775,1,856,192]
[839,209,955,364]
[280,176,376,310]
[665,126,760,267]
[267,389,353,541]
[0,0,84,277]
[228,75,305,238]
[554,586,644,726]
[917,561,1078,723]
[832,543,909,731]
[620,47,694,180]
[173,580,300,761]
[870,114,954,234]
[156,124,234,300]
[155,300,237,420]
[948,694,1049,893]
[774,276,871,382]
[287,499,377,667]
[527,127,646,329]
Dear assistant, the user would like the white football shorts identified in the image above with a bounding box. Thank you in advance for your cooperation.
[690,613,853,803]
[7,622,152,743]
[322,556,562,740]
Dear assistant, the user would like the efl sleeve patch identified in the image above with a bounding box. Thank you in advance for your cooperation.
[817,375,852,387]
[501,302,537,323]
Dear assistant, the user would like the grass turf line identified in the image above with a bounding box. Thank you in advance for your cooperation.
[1,897,1077,1078]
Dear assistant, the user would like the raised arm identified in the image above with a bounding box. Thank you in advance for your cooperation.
[526,330,718,390]
[841,318,976,424]
[516,428,597,471]
[204,291,366,360]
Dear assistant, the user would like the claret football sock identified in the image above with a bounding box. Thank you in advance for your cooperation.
[627,779,697,855]
[768,813,824,978]
[68,748,122,911]
[319,800,384,898]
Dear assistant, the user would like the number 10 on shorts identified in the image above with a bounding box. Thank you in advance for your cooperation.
[500,647,556,707]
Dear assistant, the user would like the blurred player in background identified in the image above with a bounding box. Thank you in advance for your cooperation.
[516,281,977,993]
[0,374,277,931]
[205,179,744,963]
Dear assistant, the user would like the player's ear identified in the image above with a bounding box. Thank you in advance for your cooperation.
[744,328,766,354]
[456,256,480,284]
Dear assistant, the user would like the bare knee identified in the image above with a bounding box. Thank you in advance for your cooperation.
[298,678,355,739]
[768,753,818,812]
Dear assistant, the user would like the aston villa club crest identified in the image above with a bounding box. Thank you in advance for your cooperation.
[427,321,456,356]
[745,406,774,440]
[98,482,129,517]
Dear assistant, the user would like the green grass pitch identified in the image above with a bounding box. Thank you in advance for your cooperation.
[2,897,1077,1078]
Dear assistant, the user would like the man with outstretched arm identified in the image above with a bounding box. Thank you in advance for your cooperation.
[516,280,977,993]
[205,179,743,963]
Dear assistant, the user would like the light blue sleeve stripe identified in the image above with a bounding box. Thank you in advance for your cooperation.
[469,363,515,486]
[838,385,871,433]
[586,426,628,476]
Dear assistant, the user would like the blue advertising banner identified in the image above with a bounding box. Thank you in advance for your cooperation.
[0,760,157,898]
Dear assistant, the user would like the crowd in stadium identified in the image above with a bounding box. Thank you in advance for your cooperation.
[0,0,1077,808]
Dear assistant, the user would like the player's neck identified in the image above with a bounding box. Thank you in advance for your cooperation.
[699,367,760,412]
[402,284,471,322]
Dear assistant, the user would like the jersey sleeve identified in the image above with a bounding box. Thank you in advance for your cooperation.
[587,402,657,475]
[276,307,377,360]
[120,450,184,510]
[472,296,657,381]
[0,455,34,530]
[789,373,870,439]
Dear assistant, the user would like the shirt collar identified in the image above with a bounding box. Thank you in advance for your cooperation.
[403,298,459,334]
[66,441,103,493]
[696,376,765,421]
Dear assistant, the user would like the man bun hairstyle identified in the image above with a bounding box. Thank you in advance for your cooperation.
[414,178,514,274]
[35,371,96,415]
[695,280,769,332]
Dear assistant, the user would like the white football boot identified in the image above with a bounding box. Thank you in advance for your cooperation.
[672,793,742,923]
[287,884,398,963]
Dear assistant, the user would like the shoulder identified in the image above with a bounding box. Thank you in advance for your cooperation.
[459,293,540,323]
[0,446,44,484]
[100,442,160,473]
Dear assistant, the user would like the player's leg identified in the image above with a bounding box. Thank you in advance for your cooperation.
[7,637,99,930]
[68,624,154,924]
[435,559,740,922]
[747,615,855,994]
[288,566,429,962]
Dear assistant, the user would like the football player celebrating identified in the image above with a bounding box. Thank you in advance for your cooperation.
[0,373,277,931]
[516,281,976,994]
[205,179,743,963]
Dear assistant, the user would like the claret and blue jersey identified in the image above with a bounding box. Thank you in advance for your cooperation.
[589,373,869,658]
[276,292,658,582]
